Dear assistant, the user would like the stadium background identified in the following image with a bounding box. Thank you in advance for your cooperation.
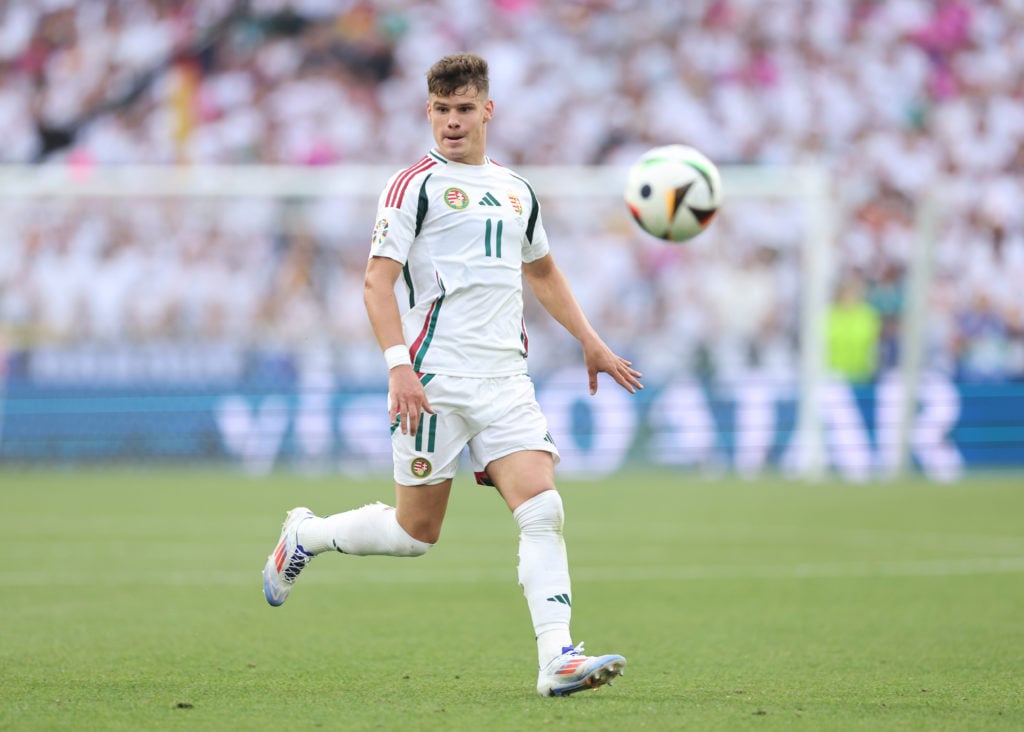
[1,0,1023,480]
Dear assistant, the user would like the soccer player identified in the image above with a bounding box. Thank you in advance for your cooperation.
[262,52,643,697]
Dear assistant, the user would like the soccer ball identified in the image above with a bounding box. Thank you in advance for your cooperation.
[624,144,722,242]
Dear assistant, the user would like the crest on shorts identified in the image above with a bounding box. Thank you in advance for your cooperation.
[410,457,433,478]
[444,187,469,210]
[507,192,523,215]
[371,217,389,247]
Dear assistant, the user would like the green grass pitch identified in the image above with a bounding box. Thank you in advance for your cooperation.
[1,468,1022,731]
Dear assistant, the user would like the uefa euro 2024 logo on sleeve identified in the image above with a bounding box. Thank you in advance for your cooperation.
[372,217,389,247]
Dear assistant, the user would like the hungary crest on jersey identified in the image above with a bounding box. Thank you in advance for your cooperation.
[444,187,469,209]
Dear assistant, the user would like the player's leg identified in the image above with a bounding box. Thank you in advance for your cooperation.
[275,446,458,567]
[261,485,446,607]
[469,377,572,665]
[263,377,466,607]
[484,450,569,659]
[470,374,626,695]
[485,452,626,696]
[262,483,447,607]
[302,479,452,554]
[394,479,451,544]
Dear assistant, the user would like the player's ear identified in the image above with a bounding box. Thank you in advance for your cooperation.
[483,99,494,123]
[425,99,432,120]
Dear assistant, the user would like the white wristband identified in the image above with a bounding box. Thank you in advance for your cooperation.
[384,345,412,370]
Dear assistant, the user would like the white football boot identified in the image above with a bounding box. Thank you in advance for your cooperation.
[262,507,315,607]
[536,643,627,697]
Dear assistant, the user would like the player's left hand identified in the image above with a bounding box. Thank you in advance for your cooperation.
[583,339,643,395]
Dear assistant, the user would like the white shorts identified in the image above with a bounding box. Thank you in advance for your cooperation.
[391,373,560,486]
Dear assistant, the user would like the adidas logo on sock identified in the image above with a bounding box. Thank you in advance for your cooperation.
[546,593,571,606]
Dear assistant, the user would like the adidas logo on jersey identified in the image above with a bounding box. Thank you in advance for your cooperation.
[479,192,501,206]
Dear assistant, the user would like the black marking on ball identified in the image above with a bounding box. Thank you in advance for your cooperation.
[671,182,694,217]
[689,206,717,224]
[686,162,716,196]
[640,183,652,199]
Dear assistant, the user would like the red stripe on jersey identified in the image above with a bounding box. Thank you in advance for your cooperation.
[409,297,439,361]
[385,156,436,208]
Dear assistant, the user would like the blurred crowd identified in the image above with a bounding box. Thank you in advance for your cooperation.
[1,0,1023,385]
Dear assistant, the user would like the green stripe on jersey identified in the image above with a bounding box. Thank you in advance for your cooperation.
[510,173,540,244]
[414,175,431,236]
[412,286,446,372]
[402,264,415,309]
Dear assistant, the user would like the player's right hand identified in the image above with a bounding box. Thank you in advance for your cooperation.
[388,365,435,435]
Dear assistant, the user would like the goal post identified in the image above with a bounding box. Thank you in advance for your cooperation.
[894,188,940,479]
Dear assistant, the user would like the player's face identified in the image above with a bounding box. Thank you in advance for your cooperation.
[427,87,493,165]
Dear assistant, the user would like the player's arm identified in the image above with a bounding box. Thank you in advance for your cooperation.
[364,254,434,435]
[523,252,643,395]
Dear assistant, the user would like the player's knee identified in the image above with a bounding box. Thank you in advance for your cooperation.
[513,489,564,535]
[391,515,436,556]
[392,536,432,557]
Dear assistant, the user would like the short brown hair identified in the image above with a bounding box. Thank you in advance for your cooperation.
[426,53,489,98]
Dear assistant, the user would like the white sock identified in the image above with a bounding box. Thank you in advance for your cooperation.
[513,490,574,667]
[298,502,432,557]
[537,629,572,668]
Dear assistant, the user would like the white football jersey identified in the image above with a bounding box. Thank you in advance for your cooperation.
[370,150,551,377]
